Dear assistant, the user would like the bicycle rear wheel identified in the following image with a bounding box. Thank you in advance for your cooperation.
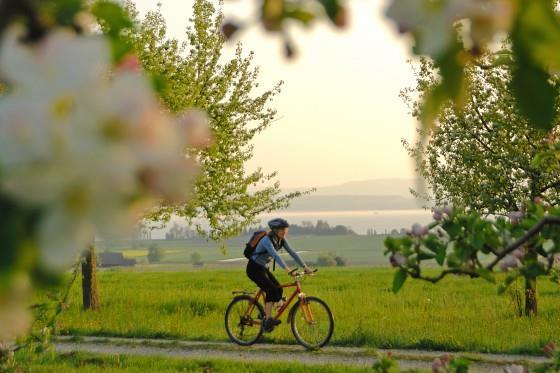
[290,296,334,349]
[225,295,264,346]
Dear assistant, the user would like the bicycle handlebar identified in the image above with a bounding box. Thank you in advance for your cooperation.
[289,268,318,277]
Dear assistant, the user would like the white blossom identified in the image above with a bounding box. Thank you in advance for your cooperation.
[0,28,208,267]
[386,0,516,57]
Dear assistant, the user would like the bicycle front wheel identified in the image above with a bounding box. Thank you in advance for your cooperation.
[290,296,334,349]
[225,295,264,346]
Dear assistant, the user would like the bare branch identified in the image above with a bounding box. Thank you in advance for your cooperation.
[408,268,479,283]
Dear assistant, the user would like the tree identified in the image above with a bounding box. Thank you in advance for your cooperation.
[393,52,560,317]
[403,58,560,215]
[123,0,306,242]
[315,220,331,234]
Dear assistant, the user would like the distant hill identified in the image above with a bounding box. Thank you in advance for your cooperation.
[285,194,421,211]
[284,178,418,197]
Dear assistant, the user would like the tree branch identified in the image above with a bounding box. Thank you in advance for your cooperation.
[407,268,479,283]
[538,179,560,196]
[471,97,493,134]
[486,216,560,270]
[401,216,560,285]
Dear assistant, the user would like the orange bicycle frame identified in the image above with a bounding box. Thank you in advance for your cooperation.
[243,278,314,324]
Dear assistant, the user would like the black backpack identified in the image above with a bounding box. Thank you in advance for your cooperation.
[243,231,284,259]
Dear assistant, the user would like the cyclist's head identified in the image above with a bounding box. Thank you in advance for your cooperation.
[268,218,289,238]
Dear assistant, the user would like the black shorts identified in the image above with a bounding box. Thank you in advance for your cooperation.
[246,259,283,302]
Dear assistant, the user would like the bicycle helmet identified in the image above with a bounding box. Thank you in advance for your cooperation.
[268,218,290,229]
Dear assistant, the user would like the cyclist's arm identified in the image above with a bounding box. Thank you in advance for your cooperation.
[283,239,307,268]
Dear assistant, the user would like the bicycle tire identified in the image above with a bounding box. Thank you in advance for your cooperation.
[289,296,334,349]
[225,295,264,346]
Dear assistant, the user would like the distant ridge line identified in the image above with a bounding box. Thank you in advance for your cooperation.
[282,178,416,198]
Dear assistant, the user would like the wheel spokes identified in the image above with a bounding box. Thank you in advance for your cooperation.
[292,299,332,347]
[228,298,262,343]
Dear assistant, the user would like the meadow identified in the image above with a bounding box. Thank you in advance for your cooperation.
[99,234,389,266]
[53,267,560,355]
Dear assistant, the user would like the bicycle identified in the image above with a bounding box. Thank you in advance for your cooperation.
[224,268,334,349]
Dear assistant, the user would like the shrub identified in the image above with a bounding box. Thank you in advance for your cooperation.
[334,255,347,267]
[190,252,203,267]
[316,253,346,267]
[316,254,336,267]
[147,245,165,263]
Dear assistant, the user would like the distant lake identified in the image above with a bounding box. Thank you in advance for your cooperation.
[259,209,433,234]
[151,209,433,238]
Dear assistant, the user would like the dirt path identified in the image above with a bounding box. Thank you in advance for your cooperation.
[54,336,548,372]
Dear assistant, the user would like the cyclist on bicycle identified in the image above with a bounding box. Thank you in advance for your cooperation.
[246,218,313,332]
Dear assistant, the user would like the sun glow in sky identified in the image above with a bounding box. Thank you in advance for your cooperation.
[133,0,419,189]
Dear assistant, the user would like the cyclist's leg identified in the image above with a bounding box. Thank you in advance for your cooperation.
[247,261,280,319]
[265,269,284,309]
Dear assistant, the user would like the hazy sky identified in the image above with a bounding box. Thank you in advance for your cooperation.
[133,0,419,189]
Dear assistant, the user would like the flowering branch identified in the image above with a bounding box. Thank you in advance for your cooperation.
[385,202,560,300]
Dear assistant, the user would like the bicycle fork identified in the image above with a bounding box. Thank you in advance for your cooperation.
[298,292,315,324]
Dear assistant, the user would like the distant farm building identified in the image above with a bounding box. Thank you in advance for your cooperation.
[98,252,136,267]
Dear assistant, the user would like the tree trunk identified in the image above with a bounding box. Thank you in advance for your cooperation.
[81,243,99,310]
[524,276,537,317]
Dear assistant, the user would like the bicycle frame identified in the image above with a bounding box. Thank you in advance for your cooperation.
[243,276,314,324]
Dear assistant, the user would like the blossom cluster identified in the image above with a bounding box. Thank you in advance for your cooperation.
[0,27,209,267]
[386,0,516,57]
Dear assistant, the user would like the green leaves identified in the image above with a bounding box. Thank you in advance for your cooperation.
[284,9,315,26]
[475,268,496,284]
[92,1,133,62]
[384,203,560,298]
[511,46,557,130]
[424,235,446,265]
[92,1,132,36]
[316,0,345,27]
[516,0,560,71]
[388,0,560,132]
[42,0,83,26]
[521,261,547,278]
[392,268,408,293]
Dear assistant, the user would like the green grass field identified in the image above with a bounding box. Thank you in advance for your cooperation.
[53,267,560,355]
[98,235,389,266]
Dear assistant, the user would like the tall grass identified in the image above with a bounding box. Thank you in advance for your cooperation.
[53,267,560,354]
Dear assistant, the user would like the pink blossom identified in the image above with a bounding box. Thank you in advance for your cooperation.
[511,248,525,260]
[411,223,429,237]
[390,253,407,267]
[508,211,523,225]
[544,341,557,358]
[442,204,453,216]
[432,208,443,221]
[432,355,450,373]
[117,54,142,72]
[499,255,521,271]
[534,196,542,205]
